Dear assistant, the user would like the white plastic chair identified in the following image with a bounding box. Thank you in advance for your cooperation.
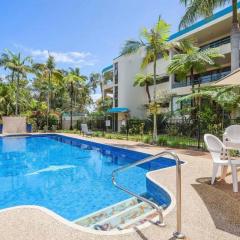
[81,124,93,136]
[204,134,240,192]
[223,125,240,149]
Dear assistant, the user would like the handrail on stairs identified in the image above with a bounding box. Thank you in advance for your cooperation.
[112,150,185,239]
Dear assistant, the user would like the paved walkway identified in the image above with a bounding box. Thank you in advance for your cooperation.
[0,133,239,240]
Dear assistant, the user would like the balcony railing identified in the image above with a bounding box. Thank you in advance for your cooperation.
[172,67,230,89]
[200,36,230,50]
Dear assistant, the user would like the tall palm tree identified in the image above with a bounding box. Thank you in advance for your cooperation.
[179,0,240,72]
[33,55,63,129]
[121,18,170,142]
[89,73,103,102]
[168,41,224,148]
[64,68,87,130]
[0,50,32,115]
[134,73,154,103]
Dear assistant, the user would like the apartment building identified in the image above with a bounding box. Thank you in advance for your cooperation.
[102,4,237,131]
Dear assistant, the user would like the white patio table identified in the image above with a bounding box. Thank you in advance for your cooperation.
[221,142,240,192]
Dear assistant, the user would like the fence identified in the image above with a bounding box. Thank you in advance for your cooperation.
[75,115,240,150]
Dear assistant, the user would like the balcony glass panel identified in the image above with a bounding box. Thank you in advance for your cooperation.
[172,67,230,88]
[200,36,230,50]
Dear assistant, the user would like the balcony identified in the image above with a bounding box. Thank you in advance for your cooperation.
[200,36,230,50]
[172,67,230,89]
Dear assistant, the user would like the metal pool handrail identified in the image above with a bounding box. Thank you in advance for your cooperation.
[112,150,185,239]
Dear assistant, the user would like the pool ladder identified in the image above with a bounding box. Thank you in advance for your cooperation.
[112,150,185,239]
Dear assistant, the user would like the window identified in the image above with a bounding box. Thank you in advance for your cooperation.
[149,76,169,86]
[114,62,118,84]
[114,86,118,107]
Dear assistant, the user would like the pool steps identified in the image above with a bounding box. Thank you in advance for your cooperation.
[75,196,165,231]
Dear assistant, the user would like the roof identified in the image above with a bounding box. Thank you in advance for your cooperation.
[112,3,240,61]
[169,3,240,41]
[214,68,240,86]
[102,64,113,74]
[107,107,129,113]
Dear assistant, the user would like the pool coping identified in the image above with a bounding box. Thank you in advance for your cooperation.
[0,133,186,236]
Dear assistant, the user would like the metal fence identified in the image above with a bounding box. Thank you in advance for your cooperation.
[78,115,240,150]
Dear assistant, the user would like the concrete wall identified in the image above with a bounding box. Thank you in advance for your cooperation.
[62,116,84,130]
[114,49,147,119]
[2,116,26,134]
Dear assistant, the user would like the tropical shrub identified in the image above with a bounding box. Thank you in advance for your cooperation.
[143,135,152,144]
[157,136,167,146]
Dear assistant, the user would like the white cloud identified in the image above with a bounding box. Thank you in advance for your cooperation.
[13,44,97,67]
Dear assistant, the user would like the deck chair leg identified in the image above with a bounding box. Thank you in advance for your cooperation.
[211,164,219,184]
[231,165,238,193]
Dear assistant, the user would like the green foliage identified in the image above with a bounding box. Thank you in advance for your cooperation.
[0,49,32,115]
[48,113,59,129]
[157,136,167,146]
[179,0,232,30]
[128,118,146,135]
[143,135,152,144]
[168,40,224,90]
[121,17,171,141]
[0,50,92,131]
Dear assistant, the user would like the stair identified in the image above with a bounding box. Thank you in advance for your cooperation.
[75,196,165,231]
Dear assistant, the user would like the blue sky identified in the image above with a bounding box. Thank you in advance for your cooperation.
[0,0,186,77]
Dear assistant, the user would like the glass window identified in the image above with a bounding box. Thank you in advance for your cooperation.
[114,62,118,84]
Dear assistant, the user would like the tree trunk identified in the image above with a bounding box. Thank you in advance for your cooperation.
[11,70,15,84]
[190,67,195,94]
[197,98,201,149]
[100,82,104,103]
[146,83,151,103]
[231,0,240,71]
[46,73,51,130]
[70,82,73,130]
[15,73,20,116]
[153,58,157,143]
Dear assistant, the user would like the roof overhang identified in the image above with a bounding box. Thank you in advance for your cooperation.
[214,68,240,86]
[107,107,129,113]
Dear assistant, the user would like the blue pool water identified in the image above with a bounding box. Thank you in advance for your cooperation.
[0,135,176,220]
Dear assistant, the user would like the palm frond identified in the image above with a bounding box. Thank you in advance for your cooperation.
[179,0,229,29]
[120,40,143,55]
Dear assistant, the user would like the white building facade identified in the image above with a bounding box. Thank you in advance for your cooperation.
[102,4,238,131]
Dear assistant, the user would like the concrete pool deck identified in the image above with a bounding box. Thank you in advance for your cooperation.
[0,133,239,240]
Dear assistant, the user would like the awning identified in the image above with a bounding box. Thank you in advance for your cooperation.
[214,68,240,86]
[107,107,129,113]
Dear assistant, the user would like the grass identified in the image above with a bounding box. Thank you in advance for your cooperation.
[56,129,204,149]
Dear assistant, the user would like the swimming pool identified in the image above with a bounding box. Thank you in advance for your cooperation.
[0,134,176,221]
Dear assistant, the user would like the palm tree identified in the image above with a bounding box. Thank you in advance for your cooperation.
[168,42,224,93]
[0,83,15,116]
[89,73,103,102]
[134,74,154,103]
[121,18,170,142]
[0,50,32,115]
[33,55,63,129]
[168,41,224,148]
[64,68,87,130]
[179,0,240,72]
